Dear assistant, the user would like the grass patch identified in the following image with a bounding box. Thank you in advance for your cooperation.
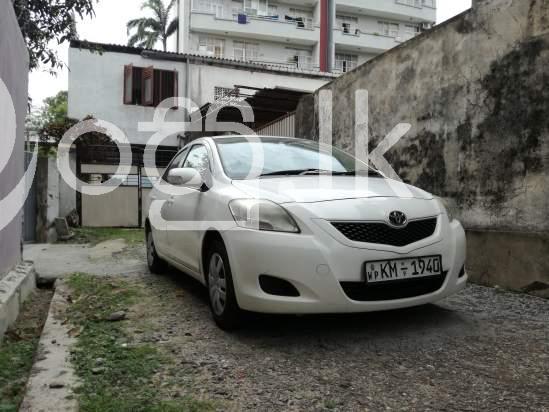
[66,274,215,412]
[61,228,144,246]
[0,290,53,412]
[0,338,37,412]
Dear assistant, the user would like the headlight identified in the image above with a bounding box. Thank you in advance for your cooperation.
[436,197,454,222]
[229,199,300,233]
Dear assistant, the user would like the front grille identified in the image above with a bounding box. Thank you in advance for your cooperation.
[340,272,447,302]
[331,217,437,247]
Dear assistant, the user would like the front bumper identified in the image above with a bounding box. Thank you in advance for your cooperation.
[222,214,467,314]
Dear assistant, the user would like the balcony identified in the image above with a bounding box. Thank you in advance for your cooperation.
[336,0,436,23]
[334,29,401,54]
[190,11,319,46]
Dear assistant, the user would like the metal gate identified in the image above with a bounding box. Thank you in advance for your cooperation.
[23,151,37,241]
[77,144,177,228]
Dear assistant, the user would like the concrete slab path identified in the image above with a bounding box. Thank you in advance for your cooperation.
[20,282,78,412]
[24,240,148,281]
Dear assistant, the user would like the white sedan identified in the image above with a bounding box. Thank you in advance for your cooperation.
[145,136,467,330]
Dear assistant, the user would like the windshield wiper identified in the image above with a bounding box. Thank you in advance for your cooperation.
[332,170,382,177]
[259,169,383,178]
[260,169,332,177]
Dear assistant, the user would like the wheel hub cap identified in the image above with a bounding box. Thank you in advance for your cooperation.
[208,253,227,316]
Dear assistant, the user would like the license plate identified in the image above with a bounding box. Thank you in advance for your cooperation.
[364,255,442,283]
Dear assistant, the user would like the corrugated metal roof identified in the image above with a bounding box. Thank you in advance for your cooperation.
[70,40,337,79]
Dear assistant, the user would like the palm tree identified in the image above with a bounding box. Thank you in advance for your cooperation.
[127,0,179,52]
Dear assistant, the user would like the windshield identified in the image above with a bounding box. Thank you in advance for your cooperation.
[215,137,379,180]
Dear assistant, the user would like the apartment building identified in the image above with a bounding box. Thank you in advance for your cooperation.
[178,0,437,73]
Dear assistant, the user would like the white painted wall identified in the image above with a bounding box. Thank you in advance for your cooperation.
[188,62,328,105]
[68,47,331,148]
[68,48,187,147]
[0,0,28,277]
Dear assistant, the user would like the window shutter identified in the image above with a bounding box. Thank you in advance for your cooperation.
[123,64,133,104]
[142,66,155,106]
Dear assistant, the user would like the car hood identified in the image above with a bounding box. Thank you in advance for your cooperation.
[231,176,433,204]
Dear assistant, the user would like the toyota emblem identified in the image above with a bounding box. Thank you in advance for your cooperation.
[389,211,408,228]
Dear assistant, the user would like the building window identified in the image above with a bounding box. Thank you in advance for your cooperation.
[405,24,421,38]
[398,0,422,7]
[194,0,224,17]
[244,0,268,16]
[423,0,436,7]
[288,8,313,28]
[287,48,313,69]
[379,21,399,37]
[335,53,358,73]
[214,86,239,101]
[198,36,225,57]
[233,41,259,61]
[336,15,359,34]
[123,64,178,107]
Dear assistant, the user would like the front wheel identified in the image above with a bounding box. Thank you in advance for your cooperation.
[206,240,242,330]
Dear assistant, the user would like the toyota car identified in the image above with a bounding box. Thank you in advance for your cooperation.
[145,136,467,329]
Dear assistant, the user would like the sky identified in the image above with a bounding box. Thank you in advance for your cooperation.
[28,0,472,109]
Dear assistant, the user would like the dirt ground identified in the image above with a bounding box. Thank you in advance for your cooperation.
[24,235,549,411]
[120,269,549,412]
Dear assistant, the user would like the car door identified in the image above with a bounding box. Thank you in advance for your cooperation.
[151,148,189,256]
[165,144,212,273]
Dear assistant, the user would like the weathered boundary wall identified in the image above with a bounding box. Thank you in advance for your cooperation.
[295,0,549,289]
[0,0,29,278]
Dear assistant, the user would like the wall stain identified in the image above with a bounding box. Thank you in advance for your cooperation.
[473,38,549,208]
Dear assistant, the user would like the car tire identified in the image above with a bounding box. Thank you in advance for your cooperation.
[146,226,167,274]
[206,239,242,330]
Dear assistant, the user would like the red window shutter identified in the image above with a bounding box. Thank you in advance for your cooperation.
[123,64,133,104]
[142,66,155,106]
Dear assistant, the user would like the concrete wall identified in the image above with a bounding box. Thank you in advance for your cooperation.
[82,187,139,228]
[46,157,60,242]
[295,0,549,289]
[59,151,77,218]
[68,45,332,147]
[0,0,29,278]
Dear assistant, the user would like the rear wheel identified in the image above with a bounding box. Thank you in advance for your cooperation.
[146,226,167,274]
[206,240,242,330]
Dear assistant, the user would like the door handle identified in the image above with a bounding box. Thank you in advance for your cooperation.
[166,196,175,205]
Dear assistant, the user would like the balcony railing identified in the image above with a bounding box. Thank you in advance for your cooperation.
[190,11,318,45]
[336,0,436,22]
[334,29,402,53]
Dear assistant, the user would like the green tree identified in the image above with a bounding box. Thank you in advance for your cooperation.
[11,0,98,72]
[27,91,76,143]
[127,0,179,52]
[28,91,111,146]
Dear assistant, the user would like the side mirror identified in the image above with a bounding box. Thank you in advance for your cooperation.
[167,168,203,188]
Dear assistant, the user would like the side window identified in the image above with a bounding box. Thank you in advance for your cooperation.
[183,145,211,180]
[162,148,189,182]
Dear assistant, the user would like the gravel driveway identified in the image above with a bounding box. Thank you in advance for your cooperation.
[124,269,549,412]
